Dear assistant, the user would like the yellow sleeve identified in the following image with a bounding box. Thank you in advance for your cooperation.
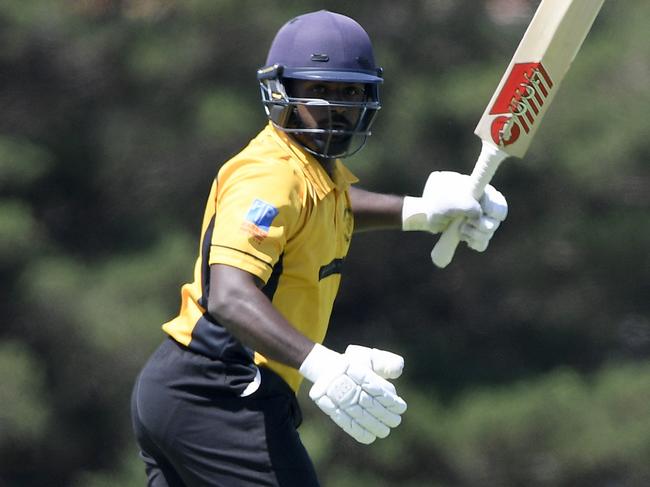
[208,158,305,283]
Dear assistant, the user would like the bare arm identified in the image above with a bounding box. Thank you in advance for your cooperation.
[348,186,404,232]
[207,264,314,369]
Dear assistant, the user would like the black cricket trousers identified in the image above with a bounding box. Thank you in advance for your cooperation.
[131,338,320,486]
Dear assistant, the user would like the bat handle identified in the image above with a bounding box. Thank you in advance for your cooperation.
[431,140,509,268]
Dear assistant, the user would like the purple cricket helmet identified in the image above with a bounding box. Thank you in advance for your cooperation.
[257,10,383,159]
[264,10,383,83]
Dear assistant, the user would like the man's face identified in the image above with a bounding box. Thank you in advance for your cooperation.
[285,79,368,157]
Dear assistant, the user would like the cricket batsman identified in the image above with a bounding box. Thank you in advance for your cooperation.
[131,10,508,486]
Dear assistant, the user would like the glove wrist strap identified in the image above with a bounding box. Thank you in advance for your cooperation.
[402,196,426,231]
[299,343,341,383]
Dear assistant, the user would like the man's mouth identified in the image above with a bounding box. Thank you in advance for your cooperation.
[327,119,351,132]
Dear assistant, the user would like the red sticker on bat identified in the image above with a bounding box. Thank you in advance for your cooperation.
[489,62,554,147]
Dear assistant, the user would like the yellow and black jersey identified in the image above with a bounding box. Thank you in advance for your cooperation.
[163,123,358,393]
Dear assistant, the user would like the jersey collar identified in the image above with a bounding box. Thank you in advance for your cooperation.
[266,123,358,200]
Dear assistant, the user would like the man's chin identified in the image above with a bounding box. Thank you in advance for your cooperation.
[313,134,353,157]
[290,132,354,158]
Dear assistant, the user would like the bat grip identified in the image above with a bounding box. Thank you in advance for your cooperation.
[431,140,508,268]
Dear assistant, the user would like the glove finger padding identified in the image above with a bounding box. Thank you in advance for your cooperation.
[345,398,392,438]
[311,376,386,443]
[310,375,377,444]
[308,363,406,444]
[329,406,377,444]
[302,343,406,444]
[460,216,501,252]
[358,390,403,428]
[480,184,508,221]
[345,363,407,416]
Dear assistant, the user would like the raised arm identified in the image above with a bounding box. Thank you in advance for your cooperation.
[348,186,404,232]
[349,172,508,252]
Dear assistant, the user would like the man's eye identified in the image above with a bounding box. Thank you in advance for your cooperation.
[344,87,365,99]
[311,85,327,96]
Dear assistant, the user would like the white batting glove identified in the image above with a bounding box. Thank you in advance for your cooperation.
[299,344,407,445]
[344,345,404,379]
[402,171,508,251]
[461,184,508,251]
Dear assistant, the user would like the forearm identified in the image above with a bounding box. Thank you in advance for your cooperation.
[208,264,314,369]
[348,186,404,232]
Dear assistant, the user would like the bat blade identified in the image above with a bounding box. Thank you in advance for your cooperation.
[475,0,606,158]
[431,0,605,268]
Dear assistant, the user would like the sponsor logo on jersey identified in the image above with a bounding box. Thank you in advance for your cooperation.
[242,199,279,242]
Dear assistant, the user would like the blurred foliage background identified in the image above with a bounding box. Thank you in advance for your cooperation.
[1,0,648,486]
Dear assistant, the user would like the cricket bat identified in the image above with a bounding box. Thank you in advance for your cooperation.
[431,0,605,268]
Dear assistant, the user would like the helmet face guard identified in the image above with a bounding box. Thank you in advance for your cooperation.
[258,65,381,159]
[258,10,384,159]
